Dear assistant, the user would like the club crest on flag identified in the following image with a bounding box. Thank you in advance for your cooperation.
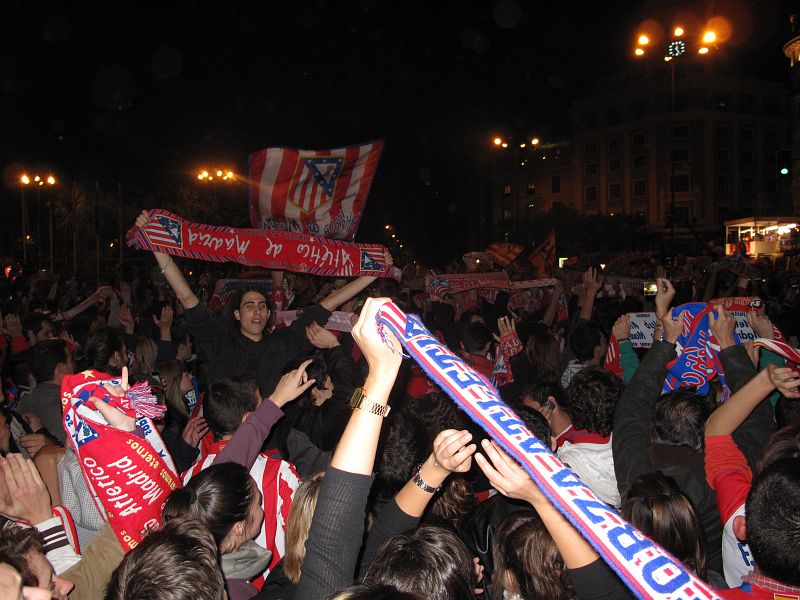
[288,154,345,214]
[75,419,99,447]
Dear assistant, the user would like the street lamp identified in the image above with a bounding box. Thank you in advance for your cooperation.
[19,172,57,268]
[633,21,724,264]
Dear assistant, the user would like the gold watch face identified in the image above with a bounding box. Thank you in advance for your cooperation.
[350,388,366,409]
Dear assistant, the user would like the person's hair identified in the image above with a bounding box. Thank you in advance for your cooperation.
[83,327,125,376]
[283,472,325,583]
[650,388,708,451]
[156,359,189,421]
[570,321,604,362]
[510,403,552,446]
[745,458,800,585]
[283,355,329,394]
[31,339,69,383]
[363,525,474,600]
[491,510,575,600]
[105,518,226,600]
[521,380,566,411]
[525,329,561,381]
[621,472,708,580]
[0,526,45,587]
[134,336,158,377]
[330,584,424,600]
[203,378,259,440]
[230,286,271,312]
[757,421,800,475]
[430,476,475,527]
[461,322,491,354]
[563,367,622,437]
[162,463,254,547]
[775,396,800,429]
[375,411,430,500]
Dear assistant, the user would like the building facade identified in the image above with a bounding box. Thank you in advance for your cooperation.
[490,62,792,253]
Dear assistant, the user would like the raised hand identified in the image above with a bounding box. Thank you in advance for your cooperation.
[474,438,542,504]
[748,310,774,339]
[432,429,476,474]
[350,297,403,374]
[0,453,52,525]
[709,305,736,349]
[654,278,676,319]
[611,314,631,340]
[268,359,317,408]
[92,367,135,431]
[3,314,22,338]
[181,415,209,448]
[582,267,604,298]
[659,308,686,344]
[305,322,340,349]
[766,364,800,398]
[118,304,135,334]
[135,210,151,229]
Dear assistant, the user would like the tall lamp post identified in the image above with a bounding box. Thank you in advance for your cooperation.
[197,169,236,198]
[633,24,723,264]
[19,173,57,268]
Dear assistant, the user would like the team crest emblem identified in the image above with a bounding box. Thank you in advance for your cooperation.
[75,419,99,447]
[288,155,344,214]
[360,249,383,272]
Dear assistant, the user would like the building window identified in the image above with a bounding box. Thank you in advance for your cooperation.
[741,177,754,194]
[717,175,731,194]
[671,124,690,139]
[740,127,754,143]
[632,153,647,169]
[764,178,777,194]
[527,202,536,217]
[741,151,753,165]
[670,148,689,162]
[672,175,689,193]
[715,124,730,140]
[551,176,561,193]
[672,206,690,223]
[738,94,756,113]
[608,138,622,152]
[764,129,778,144]
[632,131,646,146]
[717,206,730,221]
[527,181,536,195]
[716,149,730,163]
[633,179,646,197]
[585,186,597,204]
[502,206,512,222]
[609,183,622,200]
[585,142,597,155]
[504,231,510,242]
[607,108,621,125]
[631,101,647,120]
[609,158,621,172]
[765,152,776,167]
[503,183,512,196]
[585,163,597,176]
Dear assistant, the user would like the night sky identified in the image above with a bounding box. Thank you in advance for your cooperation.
[1,0,794,263]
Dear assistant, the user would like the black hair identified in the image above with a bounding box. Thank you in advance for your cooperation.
[521,380,566,413]
[162,463,254,548]
[364,525,474,600]
[569,321,604,362]
[509,403,552,447]
[230,285,271,312]
[31,338,69,383]
[775,396,800,429]
[564,367,622,437]
[0,526,45,587]
[283,354,328,393]
[746,458,800,585]
[460,322,491,354]
[375,411,430,501]
[651,388,708,451]
[203,378,259,440]
[82,327,125,376]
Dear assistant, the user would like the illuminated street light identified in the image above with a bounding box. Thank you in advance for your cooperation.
[674,26,684,36]
[385,224,392,230]
[531,137,540,145]
[698,47,709,55]
[638,34,649,45]
[635,48,645,56]
[501,142,508,148]
[703,30,716,43]
[21,175,30,185]
[47,175,55,185]
[519,143,526,148]
[216,170,222,177]
[493,137,502,146]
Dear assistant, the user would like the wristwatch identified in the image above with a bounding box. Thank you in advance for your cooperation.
[349,387,391,417]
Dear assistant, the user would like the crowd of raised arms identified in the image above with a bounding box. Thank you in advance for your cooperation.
[1,213,800,600]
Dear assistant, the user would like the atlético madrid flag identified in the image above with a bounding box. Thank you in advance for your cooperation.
[248,140,384,239]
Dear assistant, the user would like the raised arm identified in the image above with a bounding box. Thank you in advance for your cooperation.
[319,251,393,312]
[578,267,604,322]
[135,210,199,310]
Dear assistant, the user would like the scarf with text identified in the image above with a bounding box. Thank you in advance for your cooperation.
[375,302,718,600]
[61,371,180,552]
[127,209,396,278]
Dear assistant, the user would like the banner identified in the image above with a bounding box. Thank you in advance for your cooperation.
[425,272,510,301]
[486,242,524,267]
[127,210,395,279]
[248,141,383,239]
[374,302,718,600]
[61,371,179,552]
[528,229,556,274]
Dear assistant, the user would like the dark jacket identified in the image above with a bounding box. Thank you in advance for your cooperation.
[184,302,331,395]
[613,341,758,575]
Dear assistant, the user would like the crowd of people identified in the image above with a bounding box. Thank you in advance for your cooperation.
[1,212,800,599]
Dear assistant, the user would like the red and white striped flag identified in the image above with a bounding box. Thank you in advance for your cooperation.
[248,141,384,239]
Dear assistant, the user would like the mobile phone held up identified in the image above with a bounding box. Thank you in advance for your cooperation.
[643,280,658,296]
